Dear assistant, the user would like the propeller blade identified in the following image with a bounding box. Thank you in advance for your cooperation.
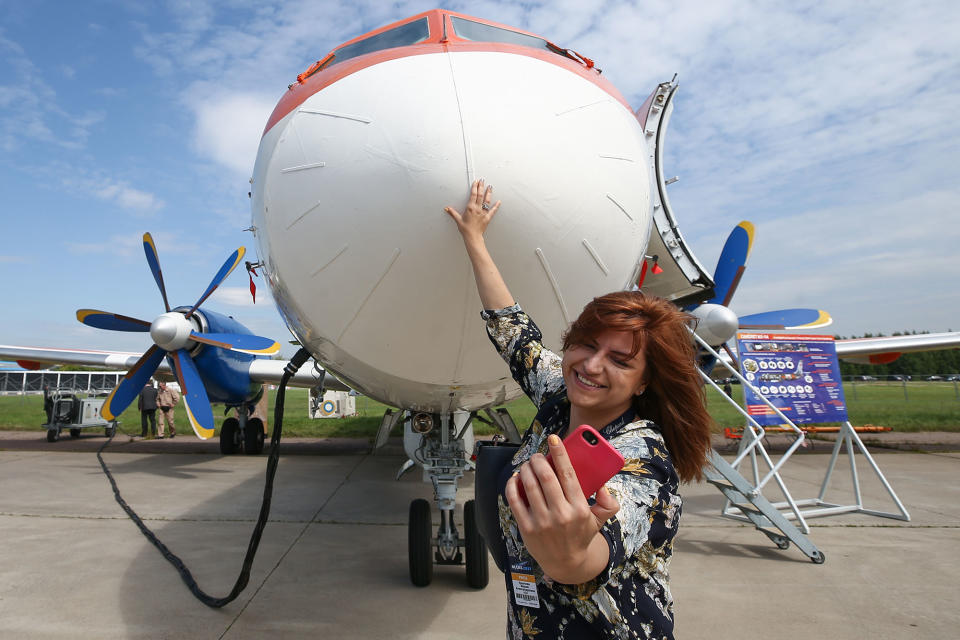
[188,331,281,356]
[143,232,171,312]
[101,345,167,420]
[738,308,833,330]
[185,247,246,319]
[170,348,215,439]
[707,221,755,306]
[76,309,151,333]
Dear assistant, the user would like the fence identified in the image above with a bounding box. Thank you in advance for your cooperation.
[846,375,960,401]
[0,370,124,396]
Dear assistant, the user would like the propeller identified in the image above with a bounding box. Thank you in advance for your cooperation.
[78,233,280,439]
[691,222,832,360]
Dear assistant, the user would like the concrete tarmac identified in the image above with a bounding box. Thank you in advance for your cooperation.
[0,431,958,639]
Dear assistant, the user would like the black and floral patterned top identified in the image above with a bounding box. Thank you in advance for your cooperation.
[482,304,681,640]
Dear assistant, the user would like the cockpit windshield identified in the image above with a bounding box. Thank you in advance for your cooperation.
[450,16,553,52]
[329,17,430,67]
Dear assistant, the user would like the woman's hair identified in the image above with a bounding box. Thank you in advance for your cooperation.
[562,290,713,483]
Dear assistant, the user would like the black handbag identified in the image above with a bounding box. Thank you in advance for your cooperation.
[474,440,519,573]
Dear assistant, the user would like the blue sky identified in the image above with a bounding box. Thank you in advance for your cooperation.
[2,0,959,358]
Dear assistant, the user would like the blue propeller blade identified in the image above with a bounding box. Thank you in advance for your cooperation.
[101,345,167,421]
[188,331,281,355]
[185,247,246,319]
[738,308,833,330]
[143,232,171,313]
[707,221,755,306]
[76,309,151,333]
[171,348,215,439]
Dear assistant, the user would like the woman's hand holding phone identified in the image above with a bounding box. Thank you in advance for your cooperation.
[505,429,622,584]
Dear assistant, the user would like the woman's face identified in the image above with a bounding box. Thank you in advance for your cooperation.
[561,329,647,417]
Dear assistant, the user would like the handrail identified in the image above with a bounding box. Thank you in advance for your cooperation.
[693,333,807,492]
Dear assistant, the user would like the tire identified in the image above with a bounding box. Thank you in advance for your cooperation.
[70,428,81,439]
[244,418,265,455]
[409,499,433,587]
[811,551,826,564]
[46,428,59,443]
[105,423,117,438]
[464,500,489,589]
[220,417,240,455]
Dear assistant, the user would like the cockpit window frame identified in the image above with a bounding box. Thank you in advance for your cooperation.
[449,16,553,52]
[322,17,431,72]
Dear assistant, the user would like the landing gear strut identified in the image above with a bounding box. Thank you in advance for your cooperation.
[219,408,265,455]
[402,411,490,589]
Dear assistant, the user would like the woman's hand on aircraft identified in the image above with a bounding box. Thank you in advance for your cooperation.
[444,178,501,242]
[506,434,620,585]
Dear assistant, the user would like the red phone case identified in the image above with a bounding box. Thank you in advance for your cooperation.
[550,425,625,498]
[517,425,625,502]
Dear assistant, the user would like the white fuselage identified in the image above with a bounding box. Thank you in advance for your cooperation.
[251,50,652,412]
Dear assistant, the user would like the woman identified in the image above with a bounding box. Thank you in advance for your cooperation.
[446,179,713,639]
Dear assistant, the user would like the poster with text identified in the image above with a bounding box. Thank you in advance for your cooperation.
[736,333,848,426]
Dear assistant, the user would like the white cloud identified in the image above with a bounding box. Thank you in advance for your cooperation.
[0,34,105,151]
[67,233,145,257]
[210,285,274,307]
[94,182,165,214]
[188,91,277,176]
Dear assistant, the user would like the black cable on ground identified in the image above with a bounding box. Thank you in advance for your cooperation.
[96,348,313,608]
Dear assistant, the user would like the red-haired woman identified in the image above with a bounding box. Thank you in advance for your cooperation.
[446,179,712,639]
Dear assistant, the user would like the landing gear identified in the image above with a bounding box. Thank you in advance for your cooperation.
[46,427,60,442]
[70,428,81,439]
[220,417,240,454]
[408,499,433,587]
[221,407,267,456]
[401,411,490,589]
[244,417,265,455]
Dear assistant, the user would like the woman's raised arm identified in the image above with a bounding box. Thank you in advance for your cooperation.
[445,179,514,310]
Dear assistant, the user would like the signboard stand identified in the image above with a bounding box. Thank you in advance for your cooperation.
[728,332,910,525]
[694,331,910,563]
[810,421,909,520]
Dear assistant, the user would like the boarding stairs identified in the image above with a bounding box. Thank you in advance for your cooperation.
[703,450,824,562]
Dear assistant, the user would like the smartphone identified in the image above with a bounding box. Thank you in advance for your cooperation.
[517,425,625,502]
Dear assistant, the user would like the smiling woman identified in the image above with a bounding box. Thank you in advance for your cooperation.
[447,179,713,639]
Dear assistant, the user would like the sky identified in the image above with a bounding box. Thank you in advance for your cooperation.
[1,0,958,360]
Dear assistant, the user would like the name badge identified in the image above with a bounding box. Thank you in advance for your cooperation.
[509,558,540,609]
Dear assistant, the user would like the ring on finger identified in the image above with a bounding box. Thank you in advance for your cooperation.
[482,202,491,210]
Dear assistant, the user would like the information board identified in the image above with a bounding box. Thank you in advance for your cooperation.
[736,333,848,426]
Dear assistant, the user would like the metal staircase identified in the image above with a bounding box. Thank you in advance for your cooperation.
[704,449,824,563]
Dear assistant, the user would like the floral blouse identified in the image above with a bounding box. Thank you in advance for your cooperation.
[482,304,681,640]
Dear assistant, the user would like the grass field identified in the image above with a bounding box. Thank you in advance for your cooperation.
[2,381,957,440]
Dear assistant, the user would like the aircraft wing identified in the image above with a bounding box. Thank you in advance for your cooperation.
[835,332,960,363]
[709,331,960,374]
[0,344,350,392]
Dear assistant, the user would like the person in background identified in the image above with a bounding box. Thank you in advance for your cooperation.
[138,381,158,439]
[157,381,181,439]
[43,384,54,424]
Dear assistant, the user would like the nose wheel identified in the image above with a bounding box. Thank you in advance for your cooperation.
[407,498,488,589]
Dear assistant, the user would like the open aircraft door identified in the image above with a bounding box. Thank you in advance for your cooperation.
[636,78,715,307]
